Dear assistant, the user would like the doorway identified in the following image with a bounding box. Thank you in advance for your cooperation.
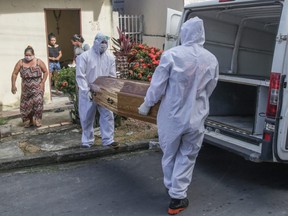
[45,9,81,67]
[45,9,81,99]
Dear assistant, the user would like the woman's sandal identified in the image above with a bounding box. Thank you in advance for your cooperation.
[35,119,42,127]
[24,120,33,128]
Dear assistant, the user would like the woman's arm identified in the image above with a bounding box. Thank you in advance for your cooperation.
[38,59,49,91]
[11,60,21,94]
[56,50,62,61]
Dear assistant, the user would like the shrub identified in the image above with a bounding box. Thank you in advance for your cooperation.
[55,67,77,99]
[55,67,79,123]
[127,44,163,82]
[112,27,134,57]
[0,117,8,126]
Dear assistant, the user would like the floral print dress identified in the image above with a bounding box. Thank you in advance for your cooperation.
[20,59,44,122]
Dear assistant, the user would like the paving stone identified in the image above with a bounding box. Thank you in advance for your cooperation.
[36,125,49,130]
[0,124,12,138]
[0,141,24,159]
[61,121,72,126]
[49,124,61,128]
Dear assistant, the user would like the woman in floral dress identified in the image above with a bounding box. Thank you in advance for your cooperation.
[11,46,48,127]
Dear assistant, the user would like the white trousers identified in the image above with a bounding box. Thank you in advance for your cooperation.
[78,90,114,146]
[159,129,204,199]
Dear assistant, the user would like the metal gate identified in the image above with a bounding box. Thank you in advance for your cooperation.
[118,14,143,43]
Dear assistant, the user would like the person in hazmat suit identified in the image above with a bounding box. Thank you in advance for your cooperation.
[76,33,119,149]
[138,17,219,215]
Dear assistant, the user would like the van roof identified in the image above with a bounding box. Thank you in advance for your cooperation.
[184,0,279,9]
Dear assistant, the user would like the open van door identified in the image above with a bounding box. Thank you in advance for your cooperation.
[273,1,288,162]
[164,8,182,50]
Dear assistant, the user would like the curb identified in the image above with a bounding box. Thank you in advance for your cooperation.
[0,140,150,171]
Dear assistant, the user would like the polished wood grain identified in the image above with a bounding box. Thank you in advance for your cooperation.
[90,76,159,124]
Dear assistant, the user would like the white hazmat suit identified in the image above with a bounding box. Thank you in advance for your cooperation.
[76,33,116,147]
[139,17,219,199]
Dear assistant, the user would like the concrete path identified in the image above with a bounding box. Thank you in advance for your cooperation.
[0,94,152,171]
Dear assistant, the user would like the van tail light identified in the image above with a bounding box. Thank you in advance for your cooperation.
[266,72,281,118]
[263,132,272,142]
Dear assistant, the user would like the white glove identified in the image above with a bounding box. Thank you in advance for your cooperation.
[68,63,76,68]
[87,91,93,101]
[138,102,151,116]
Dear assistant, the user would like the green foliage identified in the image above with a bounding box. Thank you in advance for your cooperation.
[55,67,77,99]
[0,117,8,125]
[112,27,134,56]
[127,44,163,82]
[55,67,79,123]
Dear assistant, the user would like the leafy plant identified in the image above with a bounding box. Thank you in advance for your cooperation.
[112,27,134,56]
[127,43,163,82]
[55,67,79,123]
[0,117,8,126]
[55,67,77,98]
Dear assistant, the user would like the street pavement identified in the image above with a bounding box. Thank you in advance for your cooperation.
[1,146,288,216]
[0,94,151,171]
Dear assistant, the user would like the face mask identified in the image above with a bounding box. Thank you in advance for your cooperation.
[99,44,108,54]
[25,55,34,62]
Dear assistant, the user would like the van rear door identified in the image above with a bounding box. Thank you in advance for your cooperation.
[164,8,182,50]
[273,1,288,161]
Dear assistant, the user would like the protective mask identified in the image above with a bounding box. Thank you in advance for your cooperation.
[25,55,34,62]
[99,44,108,54]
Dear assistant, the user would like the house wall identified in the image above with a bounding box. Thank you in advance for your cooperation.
[123,0,184,49]
[0,0,116,111]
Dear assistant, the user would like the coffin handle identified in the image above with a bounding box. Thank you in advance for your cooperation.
[107,98,114,104]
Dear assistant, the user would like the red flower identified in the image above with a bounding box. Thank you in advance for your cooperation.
[62,81,68,87]
[127,43,163,81]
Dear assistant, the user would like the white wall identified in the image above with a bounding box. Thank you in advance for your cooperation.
[123,0,184,49]
[0,0,115,111]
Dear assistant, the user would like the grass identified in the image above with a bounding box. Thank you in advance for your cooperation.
[114,118,158,143]
[0,117,8,125]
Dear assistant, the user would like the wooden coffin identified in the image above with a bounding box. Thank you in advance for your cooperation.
[90,76,159,124]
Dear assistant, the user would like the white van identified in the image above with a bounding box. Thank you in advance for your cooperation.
[166,0,288,162]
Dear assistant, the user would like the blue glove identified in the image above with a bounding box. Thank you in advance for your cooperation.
[138,102,151,116]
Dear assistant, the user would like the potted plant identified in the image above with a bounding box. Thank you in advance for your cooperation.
[112,27,134,79]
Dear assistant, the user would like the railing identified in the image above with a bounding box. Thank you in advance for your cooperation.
[119,14,143,43]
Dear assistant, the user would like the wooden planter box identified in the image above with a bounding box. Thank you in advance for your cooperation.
[90,77,159,124]
[116,55,129,79]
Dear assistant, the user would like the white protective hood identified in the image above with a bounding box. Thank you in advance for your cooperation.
[144,16,219,133]
[76,33,116,93]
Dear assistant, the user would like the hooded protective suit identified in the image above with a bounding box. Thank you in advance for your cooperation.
[76,33,116,147]
[141,17,219,199]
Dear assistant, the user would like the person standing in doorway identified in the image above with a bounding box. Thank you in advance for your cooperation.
[70,34,90,66]
[48,33,62,95]
[11,46,49,127]
[76,32,119,149]
[138,17,219,215]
